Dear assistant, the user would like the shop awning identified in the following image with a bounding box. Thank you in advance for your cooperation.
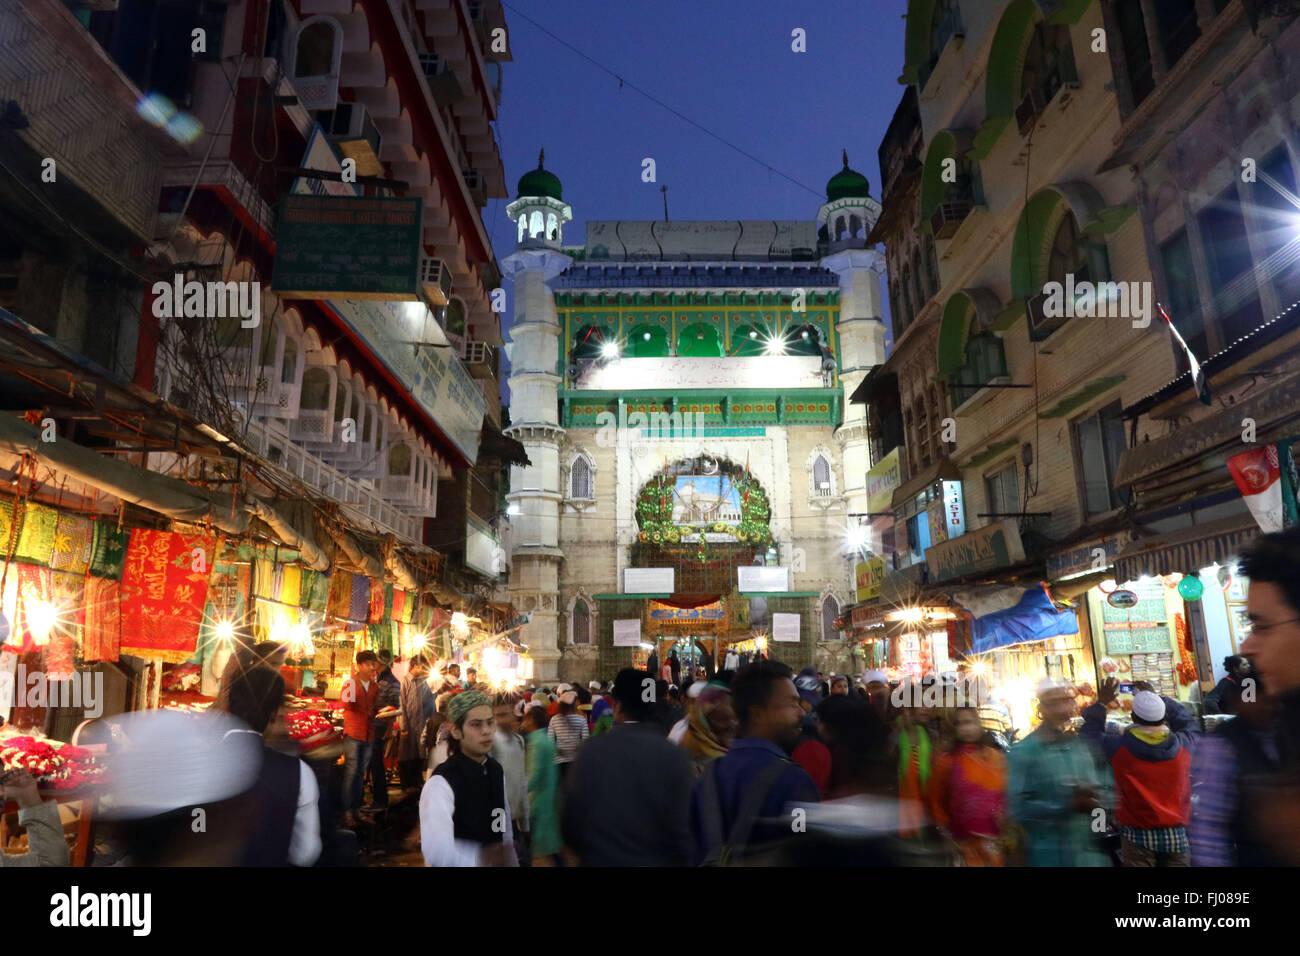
[969,585,1079,654]
[1113,514,1260,586]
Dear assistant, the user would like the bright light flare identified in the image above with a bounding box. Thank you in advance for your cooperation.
[763,335,787,356]
[26,599,61,645]
[600,340,620,359]
[214,618,236,642]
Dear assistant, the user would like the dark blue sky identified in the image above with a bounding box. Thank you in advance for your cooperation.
[483,0,908,385]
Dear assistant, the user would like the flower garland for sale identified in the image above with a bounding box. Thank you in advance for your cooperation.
[0,736,106,792]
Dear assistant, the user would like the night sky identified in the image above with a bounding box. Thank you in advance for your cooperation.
[485,0,908,393]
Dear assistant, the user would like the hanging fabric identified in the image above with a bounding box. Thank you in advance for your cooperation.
[119,528,216,662]
[87,519,129,579]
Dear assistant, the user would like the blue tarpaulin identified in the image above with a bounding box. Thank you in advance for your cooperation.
[969,585,1079,654]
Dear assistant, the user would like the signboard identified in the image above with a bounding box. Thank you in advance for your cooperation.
[648,601,726,625]
[738,566,789,592]
[586,220,819,261]
[927,500,949,546]
[1108,589,1138,609]
[326,299,485,463]
[855,557,886,603]
[465,522,499,577]
[925,519,1026,582]
[272,195,424,300]
[941,480,965,539]
[772,612,801,643]
[1101,579,1172,654]
[624,567,674,593]
[575,356,825,391]
[850,603,887,629]
[1046,531,1133,580]
[866,448,903,514]
[612,619,642,647]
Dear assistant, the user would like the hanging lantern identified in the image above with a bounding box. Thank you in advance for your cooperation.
[1177,576,1205,601]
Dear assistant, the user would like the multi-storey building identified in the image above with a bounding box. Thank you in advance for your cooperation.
[502,156,888,682]
[0,0,521,714]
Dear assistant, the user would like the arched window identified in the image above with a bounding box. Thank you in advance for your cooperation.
[787,324,823,356]
[296,19,338,77]
[1048,211,1090,285]
[732,323,767,356]
[675,322,724,357]
[546,212,558,241]
[301,367,332,410]
[517,217,527,242]
[388,442,412,476]
[628,325,670,357]
[529,209,544,239]
[569,454,593,500]
[1020,22,1076,108]
[822,595,841,642]
[812,454,833,497]
[951,331,1008,407]
[289,17,342,111]
[849,214,863,238]
[281,336,299,384]
[924,234,940,297]
[572,325,607,360]
[571,599,591,645]
[835,215,847,240]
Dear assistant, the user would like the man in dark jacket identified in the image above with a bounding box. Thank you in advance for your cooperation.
[690,659,819,864]
[1203,655,1250,714]
[367,649,401,809]
[1081,678,1197,866]
[561,667,694,866]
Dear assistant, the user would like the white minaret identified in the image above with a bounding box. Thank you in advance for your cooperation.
[819,150,887,547]
[503,151,572,682]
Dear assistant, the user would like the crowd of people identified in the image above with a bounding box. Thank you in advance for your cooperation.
[6,527,1300,867]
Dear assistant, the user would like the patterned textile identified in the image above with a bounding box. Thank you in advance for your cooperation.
[0,499,23,559]
[11,505,92,574]
[49,513,93,575]
[196,560,250,673]
[351,574,372,625]
[88,521,129,579]
[280,565,302,606]
[300,569,330,613]
[368,580,386,624]
[1120,824,1189,854]
[328,571,353,620]
[81,576,122,663]
[253,559,276,601]
[119,528,216,662]
[367,621,395,654]
[391,588,407,625]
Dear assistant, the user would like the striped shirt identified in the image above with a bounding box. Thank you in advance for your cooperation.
[548,714,589,764]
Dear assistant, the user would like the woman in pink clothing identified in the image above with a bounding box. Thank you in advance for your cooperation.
[930,706,1008,866]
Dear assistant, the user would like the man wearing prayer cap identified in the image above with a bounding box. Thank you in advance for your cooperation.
[1081,679,1198,866]
[419,689,518,867]
[1005,677,1110,866]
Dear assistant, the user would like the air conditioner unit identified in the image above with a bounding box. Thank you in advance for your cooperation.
[464,341,493,367]
[420,256,452,306]
[316,103,383,176]
[1015,88,1049,136]
[930,199,973,240]
[462,168,483,191]
[417,53,464,105]
[1027,290,1068,341]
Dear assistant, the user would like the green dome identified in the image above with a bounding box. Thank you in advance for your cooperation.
[826,149,870,202]
[517,149,563,200]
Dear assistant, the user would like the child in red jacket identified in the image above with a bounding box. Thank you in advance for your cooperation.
[1081,678,1198,866]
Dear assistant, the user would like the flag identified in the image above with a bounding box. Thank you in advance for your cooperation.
[1157,302,1211,405]
[742,452,751,506]
[1228,445,1284,533]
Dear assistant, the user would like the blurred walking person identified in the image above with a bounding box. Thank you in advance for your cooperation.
[1005,680,1109,866]
[340,650,379,827]
[398,655,435,791]
[549,689,588,783]
[522,703,561,866]
[930,706,1007,866]
[561,668,694,866]
[680,682,738,777]
[492,693,531,866]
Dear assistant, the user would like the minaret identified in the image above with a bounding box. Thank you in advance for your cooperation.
[818,151,887,542]
[502,151,573,682]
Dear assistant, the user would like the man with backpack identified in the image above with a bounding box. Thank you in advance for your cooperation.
[689,659,819,865]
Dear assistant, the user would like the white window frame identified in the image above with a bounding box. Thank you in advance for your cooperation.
[566,450,596,502]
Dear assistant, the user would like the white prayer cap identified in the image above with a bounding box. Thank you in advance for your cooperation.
[1036,677,1073,698]
[1132,690,1166,722]
[686,680,707,699]
[864,670,889,685]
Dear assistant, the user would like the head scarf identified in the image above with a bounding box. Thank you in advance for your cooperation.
[447,689,491,726]
[681,683,732,762]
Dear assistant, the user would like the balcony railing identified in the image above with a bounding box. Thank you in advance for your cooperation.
[241,418,423,544]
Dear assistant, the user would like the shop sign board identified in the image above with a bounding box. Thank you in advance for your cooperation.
[772,612,801,643]
[866,448,903,514]
[648,601,725,624]
[855,557,886,602]
[1047,531,1133,580]
[1101,580,1171,653]
[624,568,674,593]
[612,619,642,647]
[1107,589,1138,609]
[925,519,1025,582]
[850,604,887,629]
[272,194,424,300]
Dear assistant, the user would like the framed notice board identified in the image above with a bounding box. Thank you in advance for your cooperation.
[1101,581,1172,654]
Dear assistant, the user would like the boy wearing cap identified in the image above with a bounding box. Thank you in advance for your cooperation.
[419,690,518,867]
[1081,678,1198,866]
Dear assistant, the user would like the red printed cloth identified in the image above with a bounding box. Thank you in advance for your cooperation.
[81,576,122,663]
[119,529,216,662]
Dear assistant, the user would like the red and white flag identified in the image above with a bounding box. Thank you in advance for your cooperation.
[1227,444,1284,533]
